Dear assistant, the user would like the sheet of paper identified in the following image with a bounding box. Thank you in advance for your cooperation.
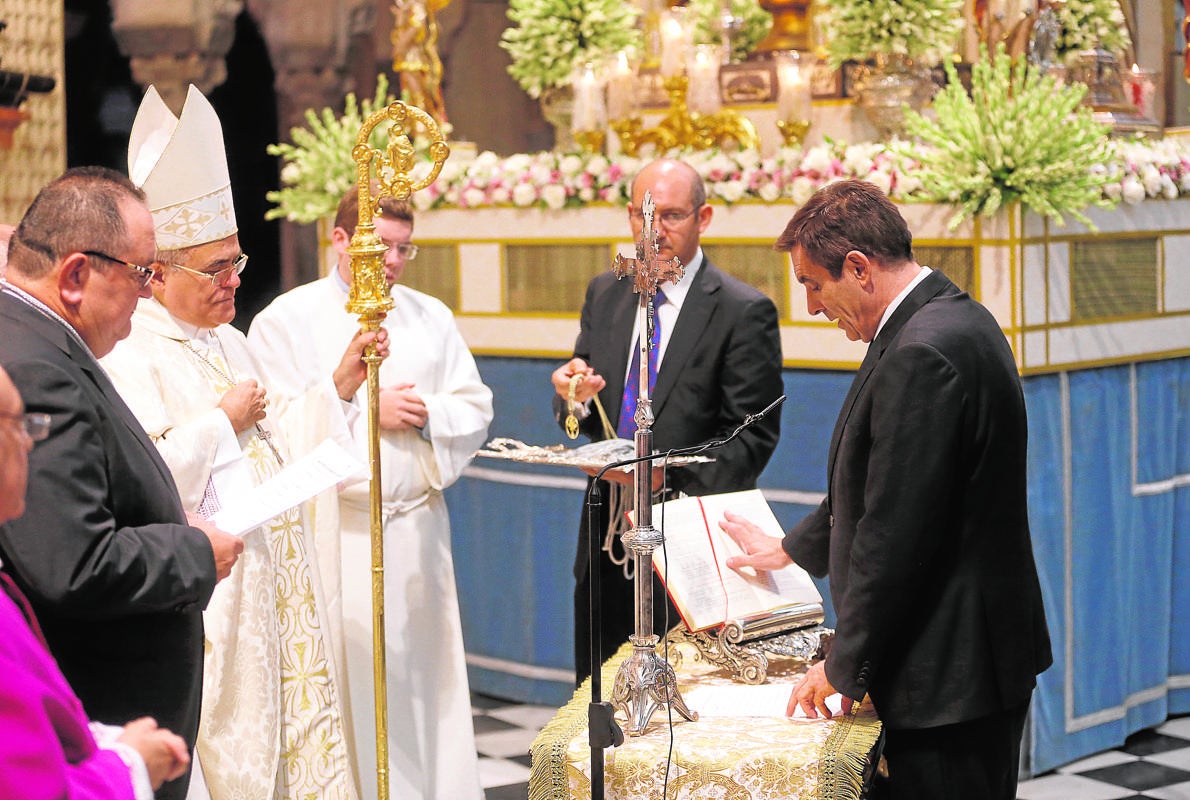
[682,683,844,719]
[212,438,364,536]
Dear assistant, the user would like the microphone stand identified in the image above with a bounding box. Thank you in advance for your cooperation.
[583,393,786,799]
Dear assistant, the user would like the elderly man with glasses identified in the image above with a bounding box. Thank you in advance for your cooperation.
[100,86,383,800]
[248,184,493,800]
[549,157,785,685]
[0,166,241,800]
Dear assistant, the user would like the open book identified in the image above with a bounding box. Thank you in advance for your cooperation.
[643,489,823,634]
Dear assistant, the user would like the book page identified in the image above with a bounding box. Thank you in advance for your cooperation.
[648,490,822,631]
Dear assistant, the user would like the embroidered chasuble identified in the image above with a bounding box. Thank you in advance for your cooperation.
[101,297,358,800]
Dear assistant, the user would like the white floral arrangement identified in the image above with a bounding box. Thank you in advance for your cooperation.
[1054,0,1132,63]
[399,137,1190,215]
[499,0,642,99]
[898,45,1114,228]
[816,0,966,69]
[266,76,397,224]
[687,0,772,64]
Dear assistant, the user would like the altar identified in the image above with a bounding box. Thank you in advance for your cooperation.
[529,641,882,800]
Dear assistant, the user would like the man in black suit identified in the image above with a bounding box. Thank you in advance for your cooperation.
[551,158,784,684]
[0,167,242,800]
[723,180,1051,800]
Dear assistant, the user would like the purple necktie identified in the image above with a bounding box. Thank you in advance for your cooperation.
[617,290,667,439]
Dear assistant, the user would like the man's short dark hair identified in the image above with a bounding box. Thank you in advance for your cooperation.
[334,184,414,238]
[775,179,913,278]
[7,166,145,279]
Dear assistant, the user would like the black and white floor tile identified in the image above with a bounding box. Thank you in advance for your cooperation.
[472,693,1190,800]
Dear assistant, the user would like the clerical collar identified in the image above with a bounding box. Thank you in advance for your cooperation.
[1,280,97,360]
[172,315,216,344]
[331,266,350,294]
[875,265,932,339]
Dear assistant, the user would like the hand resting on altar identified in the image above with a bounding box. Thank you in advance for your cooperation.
[789,661,854,720]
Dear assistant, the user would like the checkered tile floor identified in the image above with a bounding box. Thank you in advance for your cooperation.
[472,693,1190,800]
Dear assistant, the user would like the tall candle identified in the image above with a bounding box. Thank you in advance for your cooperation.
[659,8,689,78]
[607,51,636,120]
[571,64,606,132]
[686,45,722,114]
[1126,63,1157,118]
[775,50,812,122]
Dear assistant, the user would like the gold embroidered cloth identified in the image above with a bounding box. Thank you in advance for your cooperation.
[530,643,881,800]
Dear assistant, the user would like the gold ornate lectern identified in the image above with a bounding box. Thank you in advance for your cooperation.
[345,101,449,800]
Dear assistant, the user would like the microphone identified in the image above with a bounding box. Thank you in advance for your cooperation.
[592,394,786,482]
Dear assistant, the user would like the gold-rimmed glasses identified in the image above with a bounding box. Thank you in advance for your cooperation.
[80,251,157,289]
[0,411,51,442]
[167,253,249,287]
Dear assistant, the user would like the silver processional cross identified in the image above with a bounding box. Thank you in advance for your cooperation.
[608,191,698,734]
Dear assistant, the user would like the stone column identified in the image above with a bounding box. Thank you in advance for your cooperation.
[110,0,242,114]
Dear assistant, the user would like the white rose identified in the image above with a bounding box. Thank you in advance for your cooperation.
[542,183,567,209]
[559,155,584,176]
[865,170,892,196]
[800,146,832,175]
[412,191,435,211]
[462,187,486,207]
[578,186,595,202]
[1121,176,1146,204]
[791,176,817,205]
[1140,164,1162,196]
[758,183,780,202]
[491,186,512,204]
[716,180,746,203]
[475,151,501,169]
[1161,175,1178,200]
[512,183,538,207]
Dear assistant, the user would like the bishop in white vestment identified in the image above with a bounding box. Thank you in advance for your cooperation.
[248,188,493,800]
[102,85,379,800]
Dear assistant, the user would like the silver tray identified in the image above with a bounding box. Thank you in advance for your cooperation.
[475,437,713,471]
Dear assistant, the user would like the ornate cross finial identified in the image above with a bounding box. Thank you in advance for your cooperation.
[613,191,685,296]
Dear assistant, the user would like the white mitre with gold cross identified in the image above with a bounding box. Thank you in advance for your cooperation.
[127,84,237,250]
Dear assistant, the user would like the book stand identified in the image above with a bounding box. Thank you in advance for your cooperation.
[666,615,834,685]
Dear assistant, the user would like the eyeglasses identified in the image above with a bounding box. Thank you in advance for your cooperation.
[390,243,418,260]
[0,411,51,442]
[81,250,157,289]
[168,253,249,287]
[628,206,701,227]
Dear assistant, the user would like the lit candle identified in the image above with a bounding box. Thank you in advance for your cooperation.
[659,9,689,78]
[571,63,606,132]
[775,50,812,122]
[686,45,722,114]
[607,51,636,121]
[1127,63,1157,118]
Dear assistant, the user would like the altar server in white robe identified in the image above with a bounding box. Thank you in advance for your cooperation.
[102,85,383,800]
[248,185,493,800]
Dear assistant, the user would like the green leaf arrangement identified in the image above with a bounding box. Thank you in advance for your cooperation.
[1055,0,1131,64]
[898,45,1115,229]
[686,0,772,64]
[816,0,966,70]
[499,0,641,100]
[265,75,398,224]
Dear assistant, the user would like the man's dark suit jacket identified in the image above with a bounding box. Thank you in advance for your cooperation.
[0,291,216,799]
[782,269,1052,730]
[562,258,784,680]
